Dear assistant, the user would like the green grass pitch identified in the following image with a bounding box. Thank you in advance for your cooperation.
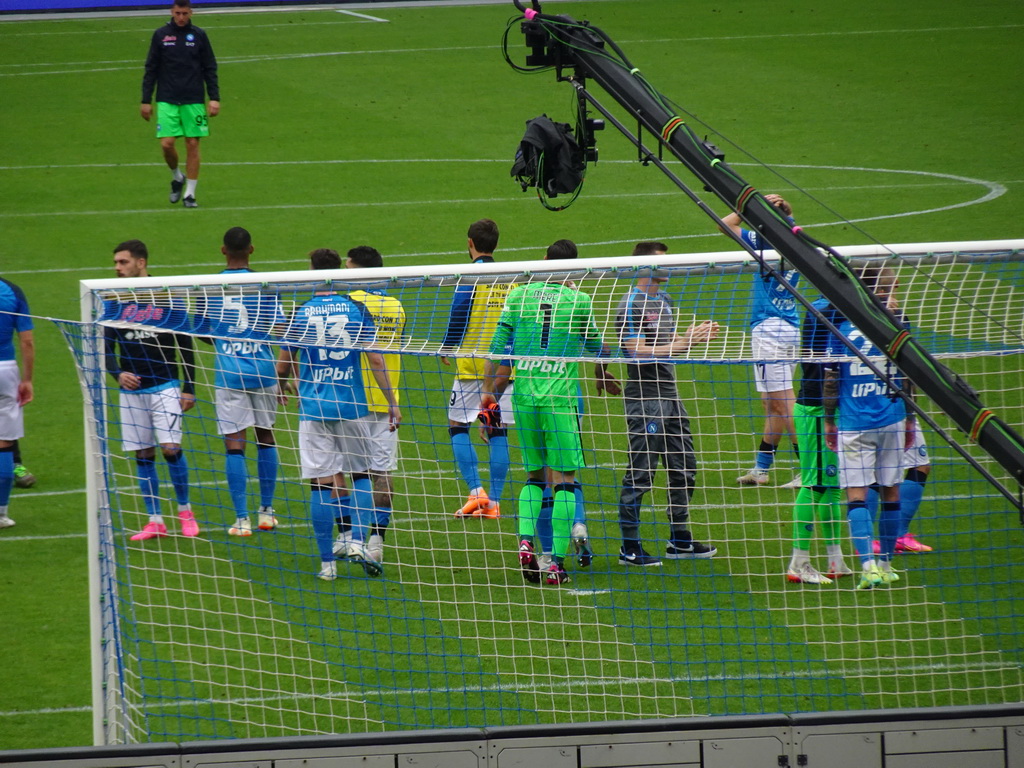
[1,0,1023,749]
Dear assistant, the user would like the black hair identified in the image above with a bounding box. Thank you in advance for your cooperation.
[632,241,668,257]
[346,245,383,269]
[223,227,252,255]
[309,248,342,270]
[468,219,499,254]
[546,239,578,260]
[113,239,148,261]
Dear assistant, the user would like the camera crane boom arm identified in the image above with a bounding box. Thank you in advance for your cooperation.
[508,0,1024,505]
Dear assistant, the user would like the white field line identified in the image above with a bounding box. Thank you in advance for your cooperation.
[3,656,1019,719]
[0,20,1020,44]
[0,165,1006,229]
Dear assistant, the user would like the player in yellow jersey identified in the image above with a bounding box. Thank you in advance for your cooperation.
[342,245,406,564]
[440,219,512,519]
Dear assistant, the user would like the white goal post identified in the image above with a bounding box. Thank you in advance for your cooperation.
[70,239,1023,744]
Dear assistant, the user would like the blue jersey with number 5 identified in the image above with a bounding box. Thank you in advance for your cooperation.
[194,269,286,390]
[283,293,376,422]
[827,319,905,431]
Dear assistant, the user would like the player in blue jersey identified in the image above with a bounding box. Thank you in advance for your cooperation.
[441,219,511,519]
[0,278,34,530]
[722,194,802,487]
[865,279,933,554]
[276,248,400,580]
[823,267,911,589]
[194,227,286,537]
[787,297,853,584]
[105,240,198,541]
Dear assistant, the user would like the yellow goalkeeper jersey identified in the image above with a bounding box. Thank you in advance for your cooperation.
[351,289,405,413]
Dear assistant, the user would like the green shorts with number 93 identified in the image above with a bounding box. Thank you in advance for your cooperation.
[155,102,210,138]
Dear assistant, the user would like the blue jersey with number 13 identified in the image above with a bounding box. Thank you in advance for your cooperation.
[284,293,376,422]
[827,319,905,431]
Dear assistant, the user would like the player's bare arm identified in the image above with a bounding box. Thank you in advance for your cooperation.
[17,329,34,406]
[366,350,401,430]
[274,349,297,402]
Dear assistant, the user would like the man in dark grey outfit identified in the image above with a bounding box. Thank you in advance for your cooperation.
[615,242,720,566]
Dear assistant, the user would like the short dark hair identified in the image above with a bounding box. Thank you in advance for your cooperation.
[632,241,668,257]
[113,239,148,261]
[309,248,342,270]
[223,227,252,255]
[346,245,383,269]
[546,239,578,260]
[468,219,499,254]
[173,0,191,8]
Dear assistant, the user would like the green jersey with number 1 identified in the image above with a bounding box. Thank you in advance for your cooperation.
[489,280,604,404]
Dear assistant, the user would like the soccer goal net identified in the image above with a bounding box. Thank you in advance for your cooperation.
[65,239,1024,745]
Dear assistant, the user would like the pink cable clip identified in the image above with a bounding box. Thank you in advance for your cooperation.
[791,226,803,235]
[525,8,538,19]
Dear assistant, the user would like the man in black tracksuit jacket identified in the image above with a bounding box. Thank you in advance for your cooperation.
[140,0,219,209]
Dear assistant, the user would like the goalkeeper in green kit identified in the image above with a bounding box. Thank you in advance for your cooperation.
[482,239,616,585]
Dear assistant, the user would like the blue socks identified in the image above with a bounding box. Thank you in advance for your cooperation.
[310,486,335,561]
[256,445,278,509]
[900,478,925,537]
[333,494,352,534]
[450,428,481,492]
[537,488,554,553]
[488,432,510,504]
[225,449,248,517]
[375,506,392,533]
[847,502,874,564]
[878,501,901,560]
[350,476,375,544]
[227,445,278,517]
[164,450,190,507]
[754,440,776,471]
[136,457,161,518]
[0,447,14,508]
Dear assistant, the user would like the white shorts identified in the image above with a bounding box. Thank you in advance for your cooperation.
[215,385,278,435]
[299,418,371,479]
[837,420,905,489]
[902,423,930,469]
[119,386,184,452]
[447,378,516,426]
[751,317,799,393]
[364,411,399,473]
[0,362,24,441]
